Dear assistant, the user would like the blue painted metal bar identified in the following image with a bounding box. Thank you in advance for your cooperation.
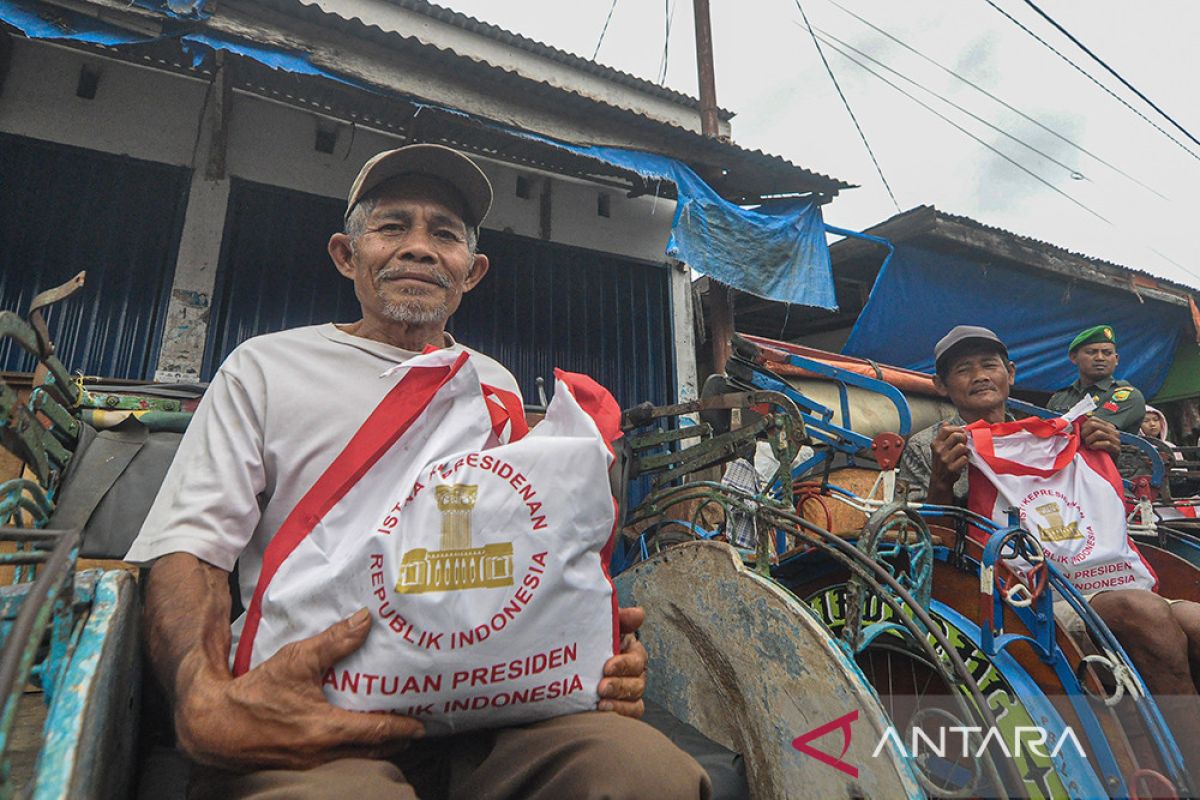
[964,516,1190,795]
[931,599,1112,800]
[34,570,138,800]
[824,224,896,275]
[742,369,873,452]
[0,527,79,782]
[1047,568,1191,794]
[978,524,1057,662]
[764,351,914,438]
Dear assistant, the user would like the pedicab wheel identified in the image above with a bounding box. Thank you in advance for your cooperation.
[793,560,1108,800]
[616,540,924,800]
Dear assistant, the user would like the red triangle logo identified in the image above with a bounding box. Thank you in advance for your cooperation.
[791,709,859,778]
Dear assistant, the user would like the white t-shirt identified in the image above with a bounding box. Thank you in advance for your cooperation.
[125,323,523,614]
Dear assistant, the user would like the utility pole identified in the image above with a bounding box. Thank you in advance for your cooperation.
[692,0,734,375]
[692,0,721,139]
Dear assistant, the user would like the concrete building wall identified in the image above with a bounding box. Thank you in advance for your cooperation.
[0,40,202,165]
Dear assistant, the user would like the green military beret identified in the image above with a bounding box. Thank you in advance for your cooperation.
[1068,324,1116,353]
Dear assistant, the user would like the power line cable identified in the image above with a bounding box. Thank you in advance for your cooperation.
[793,0,902,212]
[982,0,1200,163]
[1021,0,1200,151]
[657,0,677,85]
[818,34,1112,225]
[815,27,1085,181]
[592,0,619,61]
[825,0,1167,200]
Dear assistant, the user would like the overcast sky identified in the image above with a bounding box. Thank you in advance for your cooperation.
[443,0,1200,289]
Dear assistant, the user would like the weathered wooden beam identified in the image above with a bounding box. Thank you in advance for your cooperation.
[708,281,734,375]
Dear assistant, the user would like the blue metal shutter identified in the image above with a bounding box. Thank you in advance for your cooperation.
[206,181,675,408]
[451,231,676,409]
[203,179,356,377]
[0,133,189,378]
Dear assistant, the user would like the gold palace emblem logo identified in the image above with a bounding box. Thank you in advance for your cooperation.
[1035,501,1083,542]
[394,485,515,594]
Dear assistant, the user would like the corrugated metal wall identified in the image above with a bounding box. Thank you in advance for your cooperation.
[206,180,675,408]
[203,179,360,375]
[0,133,190,378]
[450,231,675,409]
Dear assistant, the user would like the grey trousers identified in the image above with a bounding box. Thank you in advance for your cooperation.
[189,711,712,800]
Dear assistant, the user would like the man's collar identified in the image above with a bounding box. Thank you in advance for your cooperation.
[1080,375,1116,392]
[946,409,1016,427]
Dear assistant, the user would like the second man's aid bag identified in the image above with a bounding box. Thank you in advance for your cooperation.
[231,350,622,734]
[965,399,1157,596]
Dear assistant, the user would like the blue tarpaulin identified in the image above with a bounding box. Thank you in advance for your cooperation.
[842,244,1189,396]
[0,0,838,310]
[0,0,205,40]
[0,0,149,44]
[482,133,836,309]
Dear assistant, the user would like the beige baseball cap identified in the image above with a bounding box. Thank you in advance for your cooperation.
[345,143,493,228]
[934,325,1009,373]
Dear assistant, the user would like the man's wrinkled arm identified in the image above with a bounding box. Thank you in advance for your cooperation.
[145,552,232,707]
[144,553,424,770]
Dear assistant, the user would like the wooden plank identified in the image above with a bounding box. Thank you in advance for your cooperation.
[11,689,47,793]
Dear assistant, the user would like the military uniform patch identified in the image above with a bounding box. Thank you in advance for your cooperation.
[1112,388,1132,402]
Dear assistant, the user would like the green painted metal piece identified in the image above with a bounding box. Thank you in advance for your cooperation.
[0,482,53,529]
[0,310,85,488]
[0,313,77,410]
[627,423,711,449]
[841,501,934,655]
[28,391,79,445]
[77,391,182,413]
[79,409,192,433]
[0,386,53,487]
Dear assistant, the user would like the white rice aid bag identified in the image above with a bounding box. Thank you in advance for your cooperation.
[232,350,623,734]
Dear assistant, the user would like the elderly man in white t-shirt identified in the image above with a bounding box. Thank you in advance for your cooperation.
[127,145,711,800]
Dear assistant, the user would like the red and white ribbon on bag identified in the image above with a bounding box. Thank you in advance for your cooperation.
[966,397,1157,596]
[232,350,622,734]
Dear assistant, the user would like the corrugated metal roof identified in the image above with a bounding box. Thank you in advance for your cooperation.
[836,205,1199,298]
[64,25,852,201]
[351,0,736,121]
[247,0,853,198]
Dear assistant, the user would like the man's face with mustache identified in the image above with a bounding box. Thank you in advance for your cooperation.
[335,176,487,330]
[1070,343,1119,385]
[934,346,1015,420]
